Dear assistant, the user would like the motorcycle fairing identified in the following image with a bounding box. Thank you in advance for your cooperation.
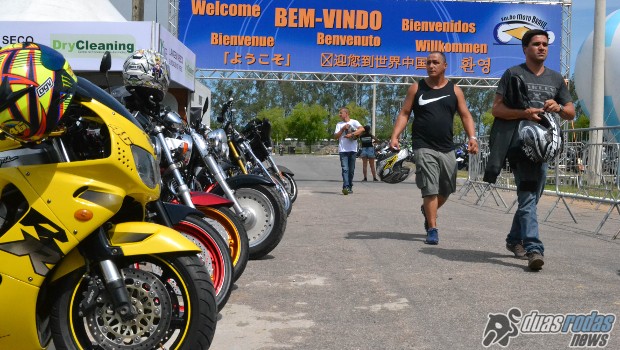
[49,221,202,283]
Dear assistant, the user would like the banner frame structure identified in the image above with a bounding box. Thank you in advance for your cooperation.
[189,0,572,88]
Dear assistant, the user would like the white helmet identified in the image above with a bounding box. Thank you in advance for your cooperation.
[518,112,563,163]
[122,49,170,102]
[376,146,412,184]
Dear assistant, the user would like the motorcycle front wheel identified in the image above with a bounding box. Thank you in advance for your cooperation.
[234,184,287,259]
[175,214,233,310]
[50,254,217,350]
[281,172,298,203]
[269,171,292,215]
[199,206,250,282]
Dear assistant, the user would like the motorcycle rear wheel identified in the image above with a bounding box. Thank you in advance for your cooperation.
[234,184,287,259]
[50,254,217,350]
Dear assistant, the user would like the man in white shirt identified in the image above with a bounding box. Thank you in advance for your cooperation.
[333,107,364,195]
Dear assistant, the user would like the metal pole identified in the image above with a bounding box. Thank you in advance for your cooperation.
[372,77,377,135]
[132,0,145,21]
[589,0,606,185]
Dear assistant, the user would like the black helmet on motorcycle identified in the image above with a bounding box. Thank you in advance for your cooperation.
[0,42,77,143]
[376,146,411,184]
[122,49,170,102]
[518,111,563,163]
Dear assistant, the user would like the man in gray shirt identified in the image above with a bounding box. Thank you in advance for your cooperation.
[491,29,575,270]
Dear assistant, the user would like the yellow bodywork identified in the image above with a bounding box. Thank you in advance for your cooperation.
[0,90,201,349]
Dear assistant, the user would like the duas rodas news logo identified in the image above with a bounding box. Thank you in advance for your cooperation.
[482,308,616,348]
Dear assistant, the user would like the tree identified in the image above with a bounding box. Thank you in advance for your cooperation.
[257,107,288,144]
[481,110,495,135]
[346,104,370,127]
[461,86,495,137]
[374,84,408,138]
[287,103,329,152]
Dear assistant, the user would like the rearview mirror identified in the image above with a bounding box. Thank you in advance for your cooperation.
[99,51,111,73]
[202,96,209,115]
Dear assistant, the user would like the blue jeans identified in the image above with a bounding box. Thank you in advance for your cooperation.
[506,160,547,255]
[339,151,357,189]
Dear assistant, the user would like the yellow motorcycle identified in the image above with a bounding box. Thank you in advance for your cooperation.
[0,44,217,349]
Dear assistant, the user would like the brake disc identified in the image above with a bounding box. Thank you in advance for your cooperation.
[86,267,173,349]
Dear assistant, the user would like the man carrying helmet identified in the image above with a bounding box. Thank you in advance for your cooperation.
[334,107,364,195]
[389,51,478,245]
[488,29,575,271]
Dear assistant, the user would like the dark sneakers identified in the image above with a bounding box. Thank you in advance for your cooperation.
[527,251,544,271]
[425,228,439,245]
[342,188,348,195]
[506,243,527,259]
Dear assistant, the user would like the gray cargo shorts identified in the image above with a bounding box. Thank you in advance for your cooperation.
[412,148,457,197]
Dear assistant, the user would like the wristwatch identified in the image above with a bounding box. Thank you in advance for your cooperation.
[559,104,565,113]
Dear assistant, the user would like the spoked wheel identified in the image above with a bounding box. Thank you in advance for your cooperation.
[175,214,233,310]
[199,206,250,282]
[234,184,287,259]
[50,254,217,350]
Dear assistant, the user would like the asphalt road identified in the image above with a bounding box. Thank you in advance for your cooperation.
[210,154,620,350]
[48,154,620,350]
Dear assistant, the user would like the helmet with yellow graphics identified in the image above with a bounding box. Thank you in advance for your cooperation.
[376,146,412,184]
[0,42,77,143]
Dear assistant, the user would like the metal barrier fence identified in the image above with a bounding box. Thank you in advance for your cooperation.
[459,125,620,239]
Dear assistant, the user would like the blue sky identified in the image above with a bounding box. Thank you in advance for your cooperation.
[570,0,620,76]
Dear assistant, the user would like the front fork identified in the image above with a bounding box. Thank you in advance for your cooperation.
[228,140,248,174]
[190,129,248,219]
[155,129,194,208]
[239,140,291,211]
[79,227,136,321]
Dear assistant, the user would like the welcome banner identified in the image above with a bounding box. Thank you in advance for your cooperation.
[179,0,562,78]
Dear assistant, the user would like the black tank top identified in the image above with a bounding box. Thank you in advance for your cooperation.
[411,79,457,152]
[360,133,374,147]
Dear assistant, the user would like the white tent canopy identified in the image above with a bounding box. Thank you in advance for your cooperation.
[0,0,126,21]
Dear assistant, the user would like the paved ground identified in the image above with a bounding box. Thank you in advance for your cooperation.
[210,155,620,350]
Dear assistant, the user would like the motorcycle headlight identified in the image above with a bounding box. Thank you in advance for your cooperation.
[165,135,193,166]
[207,129,228,158]
[131,145,161,189]
[150,136,162,163]
[162,110,185,132]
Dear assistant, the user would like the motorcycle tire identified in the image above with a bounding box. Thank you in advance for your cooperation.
[268,168,296,208]
[234,184,287,259]
[175,214,233,311]
[50,254,217,350]
[199,206,250,283]
[270,171,293,215]
[282,172,298,203]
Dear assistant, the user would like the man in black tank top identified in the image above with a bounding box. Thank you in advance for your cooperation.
[389,51,479,245]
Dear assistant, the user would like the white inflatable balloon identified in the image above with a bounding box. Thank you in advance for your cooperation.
[574,9,620,142]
